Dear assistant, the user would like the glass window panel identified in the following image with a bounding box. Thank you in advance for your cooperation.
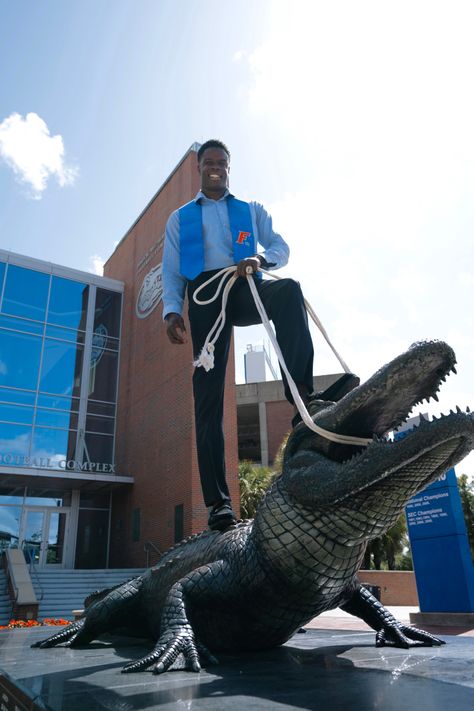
[79,492,110,509]
[22,510,44,564]
[2,265,50,321]
[0,314,44,335]
[0,403,34,425]
[48,276,89,330]
[75,508,109,568]
[84,432,113,466]
[94,289,121,339]
[0,422,31,464]
[35,409,78,430]
[45,324,85,344]
[37,393,79,412]
[0,330,42,390]
[0,387,36,406]
[87,400,116,417]
[25,489,71,506]
[0,486,25,505]
[85,414,115,435]
[31,427,77,468]
[39,339,83,396]
[0,261,5,300]
[91,326,109,366]
[0,505,21,550]
[46,512,67,563]
[88,349,117,403]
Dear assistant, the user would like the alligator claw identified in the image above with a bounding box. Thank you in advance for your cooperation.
[376,624,445,648]
[31,621,84,649]
[121,625,213,674]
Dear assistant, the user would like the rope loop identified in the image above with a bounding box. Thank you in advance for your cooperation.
[192,266,371,447]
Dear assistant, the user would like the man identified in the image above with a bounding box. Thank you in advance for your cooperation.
[162,140,358,531]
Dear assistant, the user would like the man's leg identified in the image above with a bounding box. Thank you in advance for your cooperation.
[228,277,314,401]
[228,277,359,420]
[188,273,236,529]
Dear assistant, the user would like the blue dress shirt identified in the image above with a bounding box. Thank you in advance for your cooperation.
[162,190,290,318]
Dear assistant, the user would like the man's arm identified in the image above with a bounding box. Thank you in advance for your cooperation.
[162,210,188,323]
[251,202,290,269]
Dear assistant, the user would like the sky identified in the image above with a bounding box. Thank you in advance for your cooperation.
[1,0,473,478]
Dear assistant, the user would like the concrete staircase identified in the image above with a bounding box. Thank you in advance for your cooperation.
[31,568,146,621]
[0,569,12,625]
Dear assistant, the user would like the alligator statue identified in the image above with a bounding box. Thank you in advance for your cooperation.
[33,340,474,675]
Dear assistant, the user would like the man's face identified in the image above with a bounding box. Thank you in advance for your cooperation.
[198,147,230,197]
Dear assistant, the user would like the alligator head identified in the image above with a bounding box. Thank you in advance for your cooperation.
[282,340,474,540]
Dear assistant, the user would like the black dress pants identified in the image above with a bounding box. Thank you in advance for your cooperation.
[187,270,314,507]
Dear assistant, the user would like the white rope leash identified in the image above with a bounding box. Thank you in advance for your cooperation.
[192,266,371,447]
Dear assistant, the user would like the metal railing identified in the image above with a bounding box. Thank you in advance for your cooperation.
[143,540,163,568]
[21,542,44,601]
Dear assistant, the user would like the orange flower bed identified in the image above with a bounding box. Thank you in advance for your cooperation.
[0,618,70,630]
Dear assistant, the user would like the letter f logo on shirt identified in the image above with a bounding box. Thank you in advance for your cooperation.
[236,231,251,245]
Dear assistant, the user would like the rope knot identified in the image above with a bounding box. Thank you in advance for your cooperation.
[193,343,215,372]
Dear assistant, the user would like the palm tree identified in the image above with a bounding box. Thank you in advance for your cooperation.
[363,513,411,570]
[239,461,275,518]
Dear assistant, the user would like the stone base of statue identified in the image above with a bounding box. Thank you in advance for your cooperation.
[1,626,473,711]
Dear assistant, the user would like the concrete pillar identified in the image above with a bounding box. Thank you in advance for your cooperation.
[259,401,269,467]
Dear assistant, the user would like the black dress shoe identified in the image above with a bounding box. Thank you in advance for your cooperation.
[291,373,360,428]
[316,372,360,402]
[208,503,237,531]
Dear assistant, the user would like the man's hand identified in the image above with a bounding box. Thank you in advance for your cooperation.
[165,313,187,344]
[236,256,261,278]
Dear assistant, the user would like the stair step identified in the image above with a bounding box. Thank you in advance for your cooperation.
[31,569,146,621]
[0,571,12,625]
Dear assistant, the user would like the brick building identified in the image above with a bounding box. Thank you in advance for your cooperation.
[0,143,344,571]
[104,144,239,567]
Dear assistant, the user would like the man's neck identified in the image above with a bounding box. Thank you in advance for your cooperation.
[201,187,227,201]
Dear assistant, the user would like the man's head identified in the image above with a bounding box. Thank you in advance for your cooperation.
[197,139,230,199]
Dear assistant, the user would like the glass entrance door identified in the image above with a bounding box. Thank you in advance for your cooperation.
[20,508,69,567]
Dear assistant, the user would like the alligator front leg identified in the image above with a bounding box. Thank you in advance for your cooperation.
[32,577,143,649]
[340,585,445,648]
[122,562,227,675]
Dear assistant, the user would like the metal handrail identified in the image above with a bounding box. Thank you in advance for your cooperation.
[22,543,44,601]
[143,540,163,568]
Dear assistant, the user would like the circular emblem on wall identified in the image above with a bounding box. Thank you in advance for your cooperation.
[91,324,108,366]
[136,262,163,319]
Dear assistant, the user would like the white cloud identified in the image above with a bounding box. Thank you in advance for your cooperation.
[0,112,78,198]
[89,254,105,275]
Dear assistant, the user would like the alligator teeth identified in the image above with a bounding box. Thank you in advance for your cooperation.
[432,393,439,402]
[452,366,457,374]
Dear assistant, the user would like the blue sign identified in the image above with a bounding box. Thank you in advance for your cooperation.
[406,469,468,539]
[405,467,474,612]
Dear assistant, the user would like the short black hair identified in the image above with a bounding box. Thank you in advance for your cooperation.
[197,139,231,163]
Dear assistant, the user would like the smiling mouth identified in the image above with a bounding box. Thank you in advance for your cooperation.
[209,174,222,180]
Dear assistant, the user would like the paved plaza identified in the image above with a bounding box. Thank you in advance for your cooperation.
[0,608,472,710]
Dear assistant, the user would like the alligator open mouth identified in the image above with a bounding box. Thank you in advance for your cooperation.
[283,340,474,512]
[286,340,463,462]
